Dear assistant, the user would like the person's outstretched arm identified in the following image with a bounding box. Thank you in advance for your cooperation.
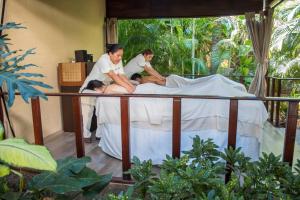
[144,65,165,80]
[119,74,136,90]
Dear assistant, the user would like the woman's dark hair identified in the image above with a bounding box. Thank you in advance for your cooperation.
[131,73,142,80]
[85,80,104,91]
[142,49,153,56]
[107,44,123,54]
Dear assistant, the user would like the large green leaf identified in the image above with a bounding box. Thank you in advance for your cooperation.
[27,157,91,191]
[29,173,83,194]
[0,192,21,200]
[76,167,104,188]
[56,156,91,175]
[28,157,111,196]
[0,138,56,171]
[82,173,112,199]
[0,164,10,177]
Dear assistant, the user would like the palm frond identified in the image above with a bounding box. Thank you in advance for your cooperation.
[0,23,52,107]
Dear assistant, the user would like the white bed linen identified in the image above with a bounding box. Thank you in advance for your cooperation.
[99,123,260,164]
[96,75,268,138]
[95,74,268,163]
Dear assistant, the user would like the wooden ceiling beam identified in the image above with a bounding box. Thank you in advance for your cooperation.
[106,0,264,19]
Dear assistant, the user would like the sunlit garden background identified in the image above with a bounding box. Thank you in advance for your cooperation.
[118,0,299,92]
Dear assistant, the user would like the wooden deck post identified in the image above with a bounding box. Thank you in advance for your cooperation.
[120,96,131,180]
[31,97,44,145]
[265,77,270,111]
[225,99,238,183]
[72,96,85,157]
[172,97,182,159]
[270,78,275,124]
[275,79,281,127]
[283,101,299,166]
[239,76,244,85]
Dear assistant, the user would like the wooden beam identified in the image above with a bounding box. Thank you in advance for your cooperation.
[172,97,181,159]
[275,79,281,127]
[283,101,298,166]
[270,78,275,124]
[227,100,238,149]
[225,99,238,183]
[72,96,85,157]
[239,76,244,85]
[265,77,270,112]
[120,97,131,180]
[107,0,263,19]
[31,97,44,145]
[111,177,135,185]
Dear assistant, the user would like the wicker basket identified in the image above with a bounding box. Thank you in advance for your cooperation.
[58,62,86,86]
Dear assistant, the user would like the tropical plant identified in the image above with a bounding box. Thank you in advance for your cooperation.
[107,136,300,200]
[27,156,112,200]
[119,0,299,93]
[118,16,256,79]
[270,0,300,79]
[0,23,112,199]
[0,22,52,107]
[0,155,112,200]
[0,138,57,198]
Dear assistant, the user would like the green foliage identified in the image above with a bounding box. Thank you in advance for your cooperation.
[0,156,112,200]
[183,136,220,166]
[0,22,52,107]
[113,137,300,199]
[28,156,112,199]
[0,165,10,178]
[0,138,57,171]
[0,22,111,200]
[128,157,156,198]
[119,1,299,91]
[270,0,300,80]
[118,17,256,77]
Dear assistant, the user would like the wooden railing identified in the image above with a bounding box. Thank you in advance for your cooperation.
[0,91,299,182]
[266,77,300,127]
[25,93,300,181]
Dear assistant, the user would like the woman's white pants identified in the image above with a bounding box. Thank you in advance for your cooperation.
[81,102,101,139]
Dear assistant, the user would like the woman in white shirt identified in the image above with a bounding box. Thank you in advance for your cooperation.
[124,49,166,85]
[80,44,135,141]
[80,44,135,93]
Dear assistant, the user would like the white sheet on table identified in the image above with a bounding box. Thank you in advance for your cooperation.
[96,74,268,139]
[99,123,260,164]
[166,74,247,92]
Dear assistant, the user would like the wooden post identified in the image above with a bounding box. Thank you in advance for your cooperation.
[275,79,281,127]
[265,77,270,111]
[31,97,44,145]
[172,97,181,159]
[270,78,275,124]
[239,76,244,85]
[225,99,238,183]
[120,97,131,180]
[72,96,85,157]
[283,101,298,166]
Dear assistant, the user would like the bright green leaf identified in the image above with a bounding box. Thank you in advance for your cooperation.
[0,138,56,171]
[0,164,10,177]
